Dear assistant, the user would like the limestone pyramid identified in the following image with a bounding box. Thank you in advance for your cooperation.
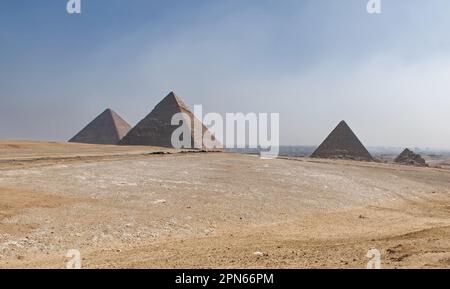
[394,148,428,167]
[69,109,131,145]
[311,121,373,161]
[119,91,219,149]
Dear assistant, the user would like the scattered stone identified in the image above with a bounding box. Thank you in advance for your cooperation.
[254,251,264,257]
[152,199,167,205]
[390,254,410,262]
[387,248,396,254]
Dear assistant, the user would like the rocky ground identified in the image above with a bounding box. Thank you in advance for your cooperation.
[0,141,449,268]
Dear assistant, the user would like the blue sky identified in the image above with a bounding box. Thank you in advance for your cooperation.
[1,0,450,148]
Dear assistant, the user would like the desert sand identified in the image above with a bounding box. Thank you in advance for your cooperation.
[0,141,449,268]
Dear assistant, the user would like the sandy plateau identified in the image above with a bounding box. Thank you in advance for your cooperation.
[0,141,449,269]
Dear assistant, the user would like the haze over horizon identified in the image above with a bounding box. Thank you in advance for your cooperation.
[1,1,450,149]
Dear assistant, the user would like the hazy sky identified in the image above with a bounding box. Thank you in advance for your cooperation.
[1,0,450,148]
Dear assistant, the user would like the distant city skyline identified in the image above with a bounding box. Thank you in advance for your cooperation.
[1,1,450,149]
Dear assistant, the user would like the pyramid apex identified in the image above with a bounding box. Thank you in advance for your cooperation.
[102,108,119,116]
[166,91,179,98]
[165,91,178,98]
[159,91,188,110]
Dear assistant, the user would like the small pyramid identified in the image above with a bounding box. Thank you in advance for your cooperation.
[69,109,131,145]
[394,148,428,167]
[311,121,373,161]
[119,91,219,148]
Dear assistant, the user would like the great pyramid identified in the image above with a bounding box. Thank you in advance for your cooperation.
[394,148,428,167]
[119,91,220,149]
[69,109,131,145]
[311,121,373,161]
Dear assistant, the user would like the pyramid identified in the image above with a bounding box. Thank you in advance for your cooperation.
[119,91,220,149]
[69,109,131,145]
[311,121,373,161]
[394,148,428,167]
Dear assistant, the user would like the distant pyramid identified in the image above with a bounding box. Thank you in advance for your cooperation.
[69,109,131,145]
[394,148,428,167]
[119,91,219,148]
[311,121,373,161]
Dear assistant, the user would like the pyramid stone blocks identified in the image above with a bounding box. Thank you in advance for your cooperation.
[394,148,428,167]
[69,109,131,145]
[119,91,219,149]
[311,121,373,161]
